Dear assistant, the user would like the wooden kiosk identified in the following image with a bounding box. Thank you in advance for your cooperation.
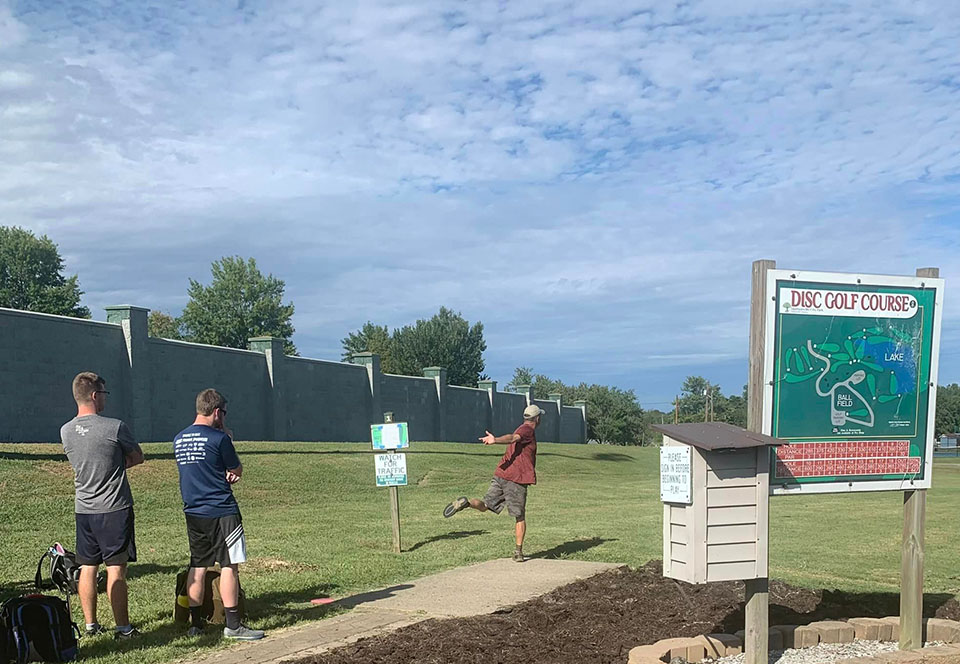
[655,422,786,585]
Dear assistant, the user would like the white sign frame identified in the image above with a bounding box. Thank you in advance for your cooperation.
[764,269,943,495]
[660,444,692,504]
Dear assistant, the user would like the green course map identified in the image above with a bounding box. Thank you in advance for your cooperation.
[770,279,937,488]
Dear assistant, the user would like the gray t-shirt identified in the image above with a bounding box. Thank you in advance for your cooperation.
[61,415,141,514]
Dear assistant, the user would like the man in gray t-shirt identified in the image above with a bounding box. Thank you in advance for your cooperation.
[61,372,144,640]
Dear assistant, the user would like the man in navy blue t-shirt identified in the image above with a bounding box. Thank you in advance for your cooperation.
[174,389,264,641]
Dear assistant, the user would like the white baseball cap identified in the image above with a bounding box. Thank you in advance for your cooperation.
[523,405,546,419]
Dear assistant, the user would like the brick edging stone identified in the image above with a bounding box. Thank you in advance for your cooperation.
[628,618,960,664]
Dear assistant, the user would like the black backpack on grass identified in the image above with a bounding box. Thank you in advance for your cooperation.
[33,545,82,596]
[0,595,79,663]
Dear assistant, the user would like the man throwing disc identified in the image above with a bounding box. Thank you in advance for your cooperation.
[443,404,545,562]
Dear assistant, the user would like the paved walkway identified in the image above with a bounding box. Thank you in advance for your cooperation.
[187,558,621,664]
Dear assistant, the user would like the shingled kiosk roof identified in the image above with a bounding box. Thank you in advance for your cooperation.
[651,422,788,451]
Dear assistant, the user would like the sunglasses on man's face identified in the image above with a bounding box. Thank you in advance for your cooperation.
[95,390,110,395]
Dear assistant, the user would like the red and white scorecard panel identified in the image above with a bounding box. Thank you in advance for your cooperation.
[774,441,921,479]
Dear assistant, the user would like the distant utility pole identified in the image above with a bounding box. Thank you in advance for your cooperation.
[703,387,713,422]
[674,396,679,424]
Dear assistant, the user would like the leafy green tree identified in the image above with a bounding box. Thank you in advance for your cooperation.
[148,311,183,339]
[642,409,672,445]
[391,307,486,386]
[341,322,394,369]
[677,376,747,426]
[509,367,644,444]
[507,366,535,391]
[582,383,645,445]
[935,384,960,438]
[180,256,296,355]
[340,308,487,386]
[0,226,90,318]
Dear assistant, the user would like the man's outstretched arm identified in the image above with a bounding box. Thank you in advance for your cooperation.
[479,431,521,445]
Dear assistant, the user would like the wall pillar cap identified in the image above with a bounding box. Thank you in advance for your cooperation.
[104,305,150,312]
[350,352,380,366]
[105,305,150,323]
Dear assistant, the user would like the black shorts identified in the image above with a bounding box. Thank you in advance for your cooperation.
[75,507,137,566]
[482,477,528,519]
[185,513,247,567]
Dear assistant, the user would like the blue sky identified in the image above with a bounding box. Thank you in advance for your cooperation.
[2,1,959,408]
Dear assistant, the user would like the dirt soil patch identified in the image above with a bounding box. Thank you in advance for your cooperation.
[289,561,960,664]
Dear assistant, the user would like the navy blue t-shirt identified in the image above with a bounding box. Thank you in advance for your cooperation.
[174,425,241,517]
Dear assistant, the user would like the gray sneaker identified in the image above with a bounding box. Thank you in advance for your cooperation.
[443,496,469,518]
[187,625,205,637]
[114,627,140,640]
[223,624,265,641]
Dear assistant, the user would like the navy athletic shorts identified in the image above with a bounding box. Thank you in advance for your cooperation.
[75,507,137,566]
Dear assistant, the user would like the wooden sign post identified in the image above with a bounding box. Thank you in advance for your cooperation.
[371,413,409,554]
[900,266,939,649]
[746,259,775,664]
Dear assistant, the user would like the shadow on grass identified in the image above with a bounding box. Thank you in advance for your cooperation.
[335,584,415,610]
[76,619,223,661]
[245,582,342,629]
[127,563,184,581]
[70,581,344,660]
[406,530,488,552]
[718,589,960,633]
[530,537,617,560]
[1,445,637,463]
[591,452,635,462]
[0,451,68,461]
[0,579,37,602]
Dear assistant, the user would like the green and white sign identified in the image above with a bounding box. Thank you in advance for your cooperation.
[764,270,943,494]
[371,422,410,450]
[375,453,407,487]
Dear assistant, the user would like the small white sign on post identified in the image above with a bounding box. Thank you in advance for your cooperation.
[375,453,408,487]
[660,445,692,504]
[371,422,410,450]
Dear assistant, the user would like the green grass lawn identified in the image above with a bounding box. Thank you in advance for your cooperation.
[1,442,959,664]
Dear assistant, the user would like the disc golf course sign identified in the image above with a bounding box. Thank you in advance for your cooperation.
[743,262,944,663]
[762,271,943,494]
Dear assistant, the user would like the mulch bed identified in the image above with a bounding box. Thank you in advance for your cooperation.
[290,561,960,664]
